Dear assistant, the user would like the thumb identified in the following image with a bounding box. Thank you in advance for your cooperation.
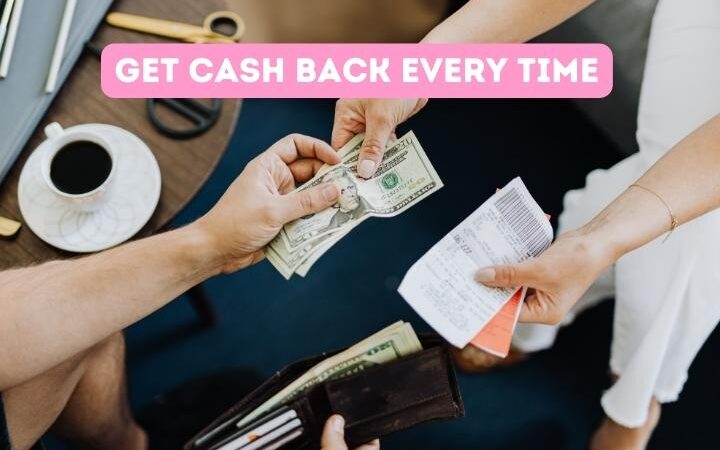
[277,183,340,223]
[474,261,540,289]
[321,416,348,450]
[357,113,395,179]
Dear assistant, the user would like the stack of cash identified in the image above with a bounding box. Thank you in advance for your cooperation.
[236,321,423,428]
[266,131,443,279]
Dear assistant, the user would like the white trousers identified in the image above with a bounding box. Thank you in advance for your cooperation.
[513,0,720,428]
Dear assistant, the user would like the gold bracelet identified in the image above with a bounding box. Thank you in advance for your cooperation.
[629,183,679,242]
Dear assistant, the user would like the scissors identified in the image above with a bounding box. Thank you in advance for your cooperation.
[105,10,245,43]
[85,42,223,139]
[145,98,223,139]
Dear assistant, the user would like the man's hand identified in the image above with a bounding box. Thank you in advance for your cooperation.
[0,133,340,390]
[195,134,341,274]
[474,230,614,325]
[332,99,427,178]
[320,415,380,450]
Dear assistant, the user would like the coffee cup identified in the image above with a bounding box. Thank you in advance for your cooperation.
[40,123,116,212]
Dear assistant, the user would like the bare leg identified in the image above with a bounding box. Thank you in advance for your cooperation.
[590,399,661,450]
[3,333,146,450]
[451,345,527,373]
[587,373,661,450]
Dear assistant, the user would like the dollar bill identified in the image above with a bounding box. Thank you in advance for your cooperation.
[281,131,442,251]
[294,226,351,277]
[265,228,351,279]
[266,131,443,278]
[235,321,423,428]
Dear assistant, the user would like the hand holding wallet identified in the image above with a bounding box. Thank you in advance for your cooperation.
[185,326,464,450]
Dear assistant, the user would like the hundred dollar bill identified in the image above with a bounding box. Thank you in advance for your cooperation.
[266,131,442,278]
[235,321,422,428]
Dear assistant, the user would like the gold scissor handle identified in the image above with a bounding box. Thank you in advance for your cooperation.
[105,11,244,44]
[203,11,245,43]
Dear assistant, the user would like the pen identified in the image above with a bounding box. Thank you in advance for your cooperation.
[0,0,22,78]
[45,0,77,93]
[0,0,16,57]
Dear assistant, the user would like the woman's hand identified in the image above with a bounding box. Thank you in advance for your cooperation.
[320,415,380,450]
[195,134,341,274]
[332,99,428,178]
[474,229,615,325]
[473,117,720,325]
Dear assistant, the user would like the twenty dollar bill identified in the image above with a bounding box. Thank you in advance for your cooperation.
[266,131,443,278]
[235,321,423,428]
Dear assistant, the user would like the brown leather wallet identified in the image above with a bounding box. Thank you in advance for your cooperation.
[185,334,464,450]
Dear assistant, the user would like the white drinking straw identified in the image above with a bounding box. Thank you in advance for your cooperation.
[0,0,17,56]
[0,0,23,79]
[45,0,77,93]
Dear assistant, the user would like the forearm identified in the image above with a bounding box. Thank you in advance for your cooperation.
[421,0,596,43]
[0,224,222,390]
[579,115,720,263]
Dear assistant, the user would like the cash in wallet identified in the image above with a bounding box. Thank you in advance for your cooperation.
[186,322,464,450]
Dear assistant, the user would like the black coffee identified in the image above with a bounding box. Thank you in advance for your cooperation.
[50,141,112,195]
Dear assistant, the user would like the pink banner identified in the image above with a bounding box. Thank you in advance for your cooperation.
[101,43,613,99]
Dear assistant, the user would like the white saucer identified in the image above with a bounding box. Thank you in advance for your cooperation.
[18,124,161,253]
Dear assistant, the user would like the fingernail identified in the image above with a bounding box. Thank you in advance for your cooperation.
[358,160,376,178]
[474,267,496,282]
[332,416,345,434]
[322,184,339,202]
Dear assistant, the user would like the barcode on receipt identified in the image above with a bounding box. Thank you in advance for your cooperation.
[494,187,550,257]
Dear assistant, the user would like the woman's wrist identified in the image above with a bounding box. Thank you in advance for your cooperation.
[572,222,625,268]
[558,226,618,274]
[575,185,677,264]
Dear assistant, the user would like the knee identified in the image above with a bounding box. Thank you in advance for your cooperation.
[51,333,126,389]
[92,332,124,354]
[85,332,125,370]
[50,333,124,383]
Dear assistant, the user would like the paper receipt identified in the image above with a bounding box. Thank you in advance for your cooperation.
[398,177,553,348]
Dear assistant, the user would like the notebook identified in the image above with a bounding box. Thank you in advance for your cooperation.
[0,0,113,184]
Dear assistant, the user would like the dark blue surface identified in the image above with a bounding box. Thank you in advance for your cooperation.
[51,99,719,449]
[1,394,11,450]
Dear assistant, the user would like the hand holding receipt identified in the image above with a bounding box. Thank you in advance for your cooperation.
[399,177,553,348]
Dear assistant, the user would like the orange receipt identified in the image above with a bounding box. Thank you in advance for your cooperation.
[469,287,526,358]
[469,209,549,358]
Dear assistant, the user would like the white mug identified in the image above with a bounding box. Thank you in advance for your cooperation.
[40,123,116,212]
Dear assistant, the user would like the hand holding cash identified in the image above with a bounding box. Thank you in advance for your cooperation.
[473,226,612,325]
[266,131,443,278]
[332,99,428,178]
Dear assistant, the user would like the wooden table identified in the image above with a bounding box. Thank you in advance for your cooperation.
[0,0,242,269]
